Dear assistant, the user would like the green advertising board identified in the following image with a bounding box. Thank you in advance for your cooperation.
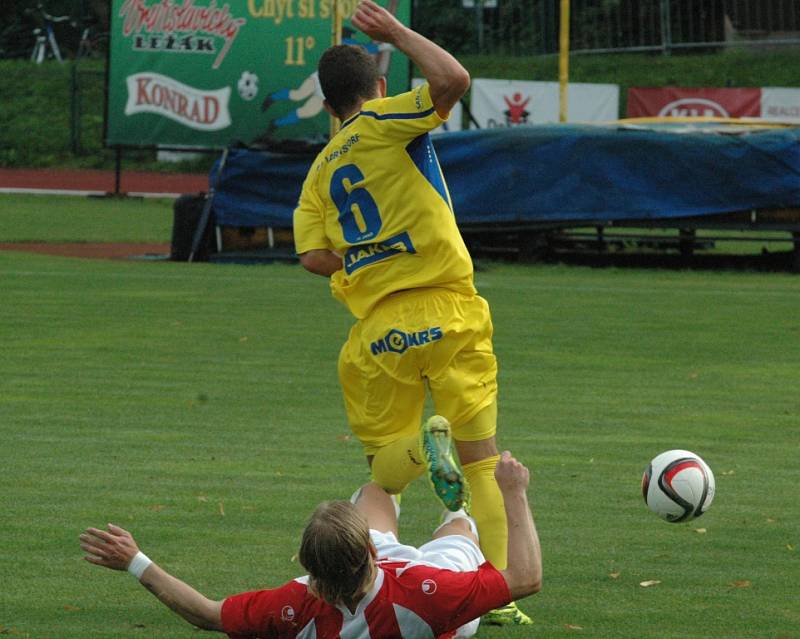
[106,0,410,148]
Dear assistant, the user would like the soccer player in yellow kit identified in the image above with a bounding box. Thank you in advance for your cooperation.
[293,0,531,625]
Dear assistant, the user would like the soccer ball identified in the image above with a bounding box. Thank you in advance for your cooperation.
[642,449,715,523]
[237,71,259,101]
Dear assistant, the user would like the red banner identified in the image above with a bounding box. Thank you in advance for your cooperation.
[627,87,761,118]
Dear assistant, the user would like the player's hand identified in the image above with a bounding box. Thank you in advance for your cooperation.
[352,0,404,45]
[494,451,530,493]
[80,523,140,571]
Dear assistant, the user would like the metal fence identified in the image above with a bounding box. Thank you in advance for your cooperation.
[69,64,105,155]
[415,0,800,56]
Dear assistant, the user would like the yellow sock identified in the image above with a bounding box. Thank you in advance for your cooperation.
[463,455,507,569]
[370,434,426,494]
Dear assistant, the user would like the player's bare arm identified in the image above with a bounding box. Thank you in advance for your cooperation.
[495,452,543,600]
[300,248,343,276]
[80,524,224,631]
[352,0,470,117]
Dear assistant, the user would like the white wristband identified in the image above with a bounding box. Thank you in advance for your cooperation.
[127,551,152,580]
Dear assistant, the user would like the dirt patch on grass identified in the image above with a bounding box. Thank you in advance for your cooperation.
[0,242,171,260]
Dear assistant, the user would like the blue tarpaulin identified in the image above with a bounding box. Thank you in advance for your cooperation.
[210,124,800,228]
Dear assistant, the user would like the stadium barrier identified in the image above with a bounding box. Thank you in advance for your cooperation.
[419,0,800,56]
[171,120,800,269]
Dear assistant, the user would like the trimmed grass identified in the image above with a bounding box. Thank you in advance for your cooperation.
[0,194,795,263]
[1,244,798,637]
[0,194,174,243]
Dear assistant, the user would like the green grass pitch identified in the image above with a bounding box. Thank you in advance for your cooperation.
[0,194,798,638]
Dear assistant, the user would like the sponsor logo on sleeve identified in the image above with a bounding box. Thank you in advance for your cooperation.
[125,72,231,130]
[281,605,295,622]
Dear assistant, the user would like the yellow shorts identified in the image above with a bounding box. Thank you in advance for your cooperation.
[338,288,498,454]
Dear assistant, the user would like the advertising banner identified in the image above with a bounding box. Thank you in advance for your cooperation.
[469,79,619,128]
[760,87,800,123]
[626,88,761,118]
[106,0,410,148]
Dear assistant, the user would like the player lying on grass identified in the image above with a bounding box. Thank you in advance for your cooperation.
[79,449,542,638]
[294,0,528,624]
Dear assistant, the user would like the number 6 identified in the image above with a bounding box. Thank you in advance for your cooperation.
[330,164,382,243]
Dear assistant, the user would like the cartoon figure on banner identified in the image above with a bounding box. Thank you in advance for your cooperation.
[252,24,396,144]
[504,92,530,125]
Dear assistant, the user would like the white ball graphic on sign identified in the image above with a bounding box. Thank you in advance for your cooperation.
[237,71,259,101]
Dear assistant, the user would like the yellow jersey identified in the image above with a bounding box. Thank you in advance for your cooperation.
[293,82,475,319]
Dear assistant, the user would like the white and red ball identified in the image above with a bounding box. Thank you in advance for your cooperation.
[642,449,715,523]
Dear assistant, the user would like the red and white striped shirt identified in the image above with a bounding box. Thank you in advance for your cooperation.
[221,558,510,639]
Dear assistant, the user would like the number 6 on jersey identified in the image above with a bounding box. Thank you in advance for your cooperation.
[330,163,383,243]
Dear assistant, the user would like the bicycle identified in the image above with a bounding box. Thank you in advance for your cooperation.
[28,2,71,64]
[76,23,109,60]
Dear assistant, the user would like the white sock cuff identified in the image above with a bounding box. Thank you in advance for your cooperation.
[435,509,479,539]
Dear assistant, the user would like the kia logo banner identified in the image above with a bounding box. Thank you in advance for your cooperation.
[625,87,800,123]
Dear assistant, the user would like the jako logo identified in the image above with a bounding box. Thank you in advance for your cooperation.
[658,98,729,118]
[370,327,443,355]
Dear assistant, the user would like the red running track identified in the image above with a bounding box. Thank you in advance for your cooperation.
[0,167,207,195]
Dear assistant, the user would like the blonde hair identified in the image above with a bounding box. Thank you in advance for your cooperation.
[298,500,375,607]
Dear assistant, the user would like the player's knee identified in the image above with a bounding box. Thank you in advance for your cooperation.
[433,518,478,544]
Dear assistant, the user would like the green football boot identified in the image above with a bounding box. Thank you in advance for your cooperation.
[420,415,468,512]
[483,602,534,626]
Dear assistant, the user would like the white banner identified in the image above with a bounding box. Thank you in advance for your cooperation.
[470,79,619,128]
[760,87,800,123]
[412,78,462,134]
[125,72,232,131]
